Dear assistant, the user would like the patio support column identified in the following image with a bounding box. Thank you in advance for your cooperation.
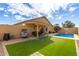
[36,24,39,38]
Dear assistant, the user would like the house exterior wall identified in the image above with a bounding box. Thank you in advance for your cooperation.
[59,28,78,34]
[0,24,54,40]
[14,24,36,37]
[0,17,54,40]
[48,25,54,32]
[0,24,35,40]
[0,25,14,40]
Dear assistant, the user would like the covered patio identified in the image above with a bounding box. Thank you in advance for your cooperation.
[20,21,49,38]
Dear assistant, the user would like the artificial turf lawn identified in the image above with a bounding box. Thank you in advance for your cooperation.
[6,36,77,56]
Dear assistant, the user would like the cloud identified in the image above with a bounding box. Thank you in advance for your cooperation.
[29,3,69,22]
[15,15,26,21]
[8,3,41,17]
[58,16,62,19]
[69,7,76,12]
[8,9,17,14]
[71,15,74,18]
[30,3,69,13]
[4,14,8,17]
[0,7,4,10]
[8,3,69,19]
[7,3,70,23]
[30,3,52,14]
[47,14,54,24]
[26,0,79,3]
[53,3,69,11]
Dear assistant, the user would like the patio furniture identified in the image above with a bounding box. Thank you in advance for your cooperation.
[20,32,28,38]
[20,29,28,38]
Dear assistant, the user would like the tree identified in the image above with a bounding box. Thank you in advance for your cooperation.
[54,24,61,33]
[62,20,75,28]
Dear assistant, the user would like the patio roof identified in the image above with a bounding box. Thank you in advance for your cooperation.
[14,16,53,27]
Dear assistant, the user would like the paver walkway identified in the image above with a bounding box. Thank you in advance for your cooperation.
[0,41,5,56]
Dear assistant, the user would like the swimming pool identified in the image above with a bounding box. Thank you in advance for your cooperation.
[54,33,74,38]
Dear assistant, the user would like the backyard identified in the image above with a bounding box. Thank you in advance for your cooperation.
[6,36,77,56]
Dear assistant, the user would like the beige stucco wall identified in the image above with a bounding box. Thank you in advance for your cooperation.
[0,25,14,40]
[0,24,34,40]
[59,28,78,34]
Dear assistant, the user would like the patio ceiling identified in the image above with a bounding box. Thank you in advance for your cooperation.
[22,21,48,26]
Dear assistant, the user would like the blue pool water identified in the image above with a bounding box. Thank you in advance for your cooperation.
[54,34,74,38]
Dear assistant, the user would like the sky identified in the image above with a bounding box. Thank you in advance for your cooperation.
[0,3,79,27]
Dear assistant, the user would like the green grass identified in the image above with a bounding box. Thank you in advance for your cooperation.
[6,36,77,56]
